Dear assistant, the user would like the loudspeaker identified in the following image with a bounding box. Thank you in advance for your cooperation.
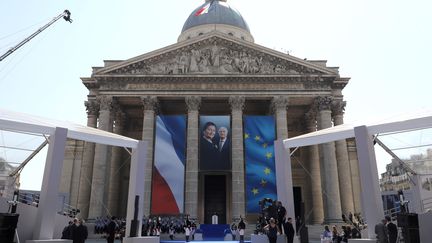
[0,213,19,243]
[397,213,418,228]
[402,228,420,243]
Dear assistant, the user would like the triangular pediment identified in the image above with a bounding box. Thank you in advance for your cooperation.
[95,33,338,77]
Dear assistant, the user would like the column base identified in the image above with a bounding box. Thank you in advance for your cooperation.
[323,218,344,224]
[311,219,324,225]
[347,239,376,243]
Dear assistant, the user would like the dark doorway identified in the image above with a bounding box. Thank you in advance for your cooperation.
[293,187,302,218]
[204,175,226,224]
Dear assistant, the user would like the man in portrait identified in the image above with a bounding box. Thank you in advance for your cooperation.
[216,126,230,170]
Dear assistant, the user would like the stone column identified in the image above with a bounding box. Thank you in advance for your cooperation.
[141,96,158,216]
[332,100,355,215]
[229,96,246,220]
[314,96,342,223]
[107,106,125,217]
[347,139,362,213]
[88,96,113,218]
[77,100,99,219]
[305,110,324,224]
[271,96,289,140]
[184,96,201,219]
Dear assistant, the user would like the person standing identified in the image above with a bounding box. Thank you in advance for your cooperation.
[283,217,295,243]
[71,219,88,243]
[385,216,398,243]
[169,226,175,240]
[276,201,286,231]
[375,219,389,243]
[184,225,191,242]
[321,225,332,243]
[230,222,238,240]
[106,216,118,243]
[61,221,73,240]
[264,218,281,243]
[238,218,246,243]
[331,225,341,243]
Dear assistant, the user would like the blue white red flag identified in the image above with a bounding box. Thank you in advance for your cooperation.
[195,1,214,16]
[151,115,186,214]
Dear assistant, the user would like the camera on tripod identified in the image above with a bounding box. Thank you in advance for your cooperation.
[255,198,276,234]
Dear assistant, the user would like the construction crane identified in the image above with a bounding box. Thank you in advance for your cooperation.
[0,9,72,62]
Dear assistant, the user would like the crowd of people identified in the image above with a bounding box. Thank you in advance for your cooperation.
[253,200,297,243]
[320,212,365,243]
[93,216,126,242]
[321,224,362,243]
[227,217,246,242]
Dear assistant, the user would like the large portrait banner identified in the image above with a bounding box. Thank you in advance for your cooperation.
[199,116,231,171]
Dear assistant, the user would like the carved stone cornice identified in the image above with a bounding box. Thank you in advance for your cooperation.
[185,96,201,111]
[271,96,289,113]
[314,96,333,111]
[96,96,113,111]
[141,96,159,112]
[332,100,346,117]
[85,100,99,116]
[229,96,245,111]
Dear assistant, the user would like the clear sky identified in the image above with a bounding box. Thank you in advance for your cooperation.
[1,0,431,190]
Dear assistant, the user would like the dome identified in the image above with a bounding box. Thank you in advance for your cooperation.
[182,0,250,33]
[178,0,254,42]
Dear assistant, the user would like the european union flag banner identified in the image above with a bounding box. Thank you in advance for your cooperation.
[244,116,277,213]
[151,115,186,214]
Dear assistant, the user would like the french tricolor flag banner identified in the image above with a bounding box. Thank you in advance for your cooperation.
[151,115,186,214]
[195,0,215,16]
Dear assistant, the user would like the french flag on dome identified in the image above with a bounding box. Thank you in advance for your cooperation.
[195,0,215,16]
[151,115,186,214]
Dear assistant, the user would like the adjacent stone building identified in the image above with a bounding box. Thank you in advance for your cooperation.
[60,0,361,224]
[380,148,432,192]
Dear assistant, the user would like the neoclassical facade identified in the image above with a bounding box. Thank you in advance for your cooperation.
[60,0,361,224]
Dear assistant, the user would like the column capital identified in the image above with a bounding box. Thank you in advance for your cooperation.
[305,109,317,123]
[331,100,346,117]
[96,96,113,111]
[185,96,201,111]
[229,96,245,111]
[271,96,289,113]
[314,96,333,111]
[141,96,159,111]
[85,100,99,116]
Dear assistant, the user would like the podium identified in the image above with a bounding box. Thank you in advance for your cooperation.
[0,213,19,243]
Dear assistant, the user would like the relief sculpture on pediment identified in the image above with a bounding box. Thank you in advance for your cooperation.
[114,39,316,75]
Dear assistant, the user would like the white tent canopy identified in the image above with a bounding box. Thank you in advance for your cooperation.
[0,108,139,148]
[275,109,432,240]
[0,108,146,241]
[283,109,432,149]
